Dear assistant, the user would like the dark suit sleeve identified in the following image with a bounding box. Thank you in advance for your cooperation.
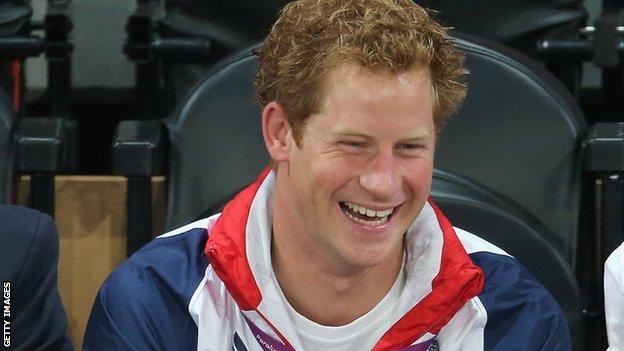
[5,207,72,351]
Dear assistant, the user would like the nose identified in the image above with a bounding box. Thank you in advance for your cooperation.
[359,151,401,200]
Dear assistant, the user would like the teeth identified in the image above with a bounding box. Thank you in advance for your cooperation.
[344,210,390,227]
[377,208,393,217]
[342,202,395,222]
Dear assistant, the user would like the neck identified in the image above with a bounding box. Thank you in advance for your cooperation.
[271,179,404,326]
[272,244,403,326]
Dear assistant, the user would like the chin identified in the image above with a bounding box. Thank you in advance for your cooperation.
[345,240,403,268]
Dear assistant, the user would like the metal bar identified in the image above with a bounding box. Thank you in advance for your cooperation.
[135,60,162,119]
[30,173,55,217]
[126,176,152,256]
[48,57,72,118]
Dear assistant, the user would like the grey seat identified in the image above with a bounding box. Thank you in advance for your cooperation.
[161,0,586,60]
[416,0,586,56]
[154,0,586,110]
[436,35,587,264]
[431,169,583,347]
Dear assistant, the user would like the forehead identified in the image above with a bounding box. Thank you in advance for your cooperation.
[303,62,435,140]
[318,63,433,110]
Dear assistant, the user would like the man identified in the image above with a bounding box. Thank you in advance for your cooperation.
[0,205,73,351]
[605,243,624,351]
[84,0,571,349]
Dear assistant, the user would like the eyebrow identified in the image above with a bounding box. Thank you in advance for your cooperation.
[331,128,431,141]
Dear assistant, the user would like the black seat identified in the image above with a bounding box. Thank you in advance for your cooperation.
[164,48,264,227]
[0,0,31,96]
[416,0,587,56]
[132,0,591,122]
[431,169,583,346]
[138,0,586,114]
[161,0,289,56]
[436,35,588,264]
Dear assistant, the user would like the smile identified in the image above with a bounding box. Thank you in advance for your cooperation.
[339,201,396,227]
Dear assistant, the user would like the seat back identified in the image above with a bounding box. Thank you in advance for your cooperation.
[431,169,583,347]
[436,35,587,262]
[159,1,586,114]
[416,0,587,55]
[0,0,31,36]
[0,86,13,203]
[165,49,265,228]
[161,0,289,52]
[162,0,586,56]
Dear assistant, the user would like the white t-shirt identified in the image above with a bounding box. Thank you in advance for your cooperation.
[273,263,406,351]
[606,243,624,351]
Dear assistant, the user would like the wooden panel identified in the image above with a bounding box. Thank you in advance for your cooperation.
[16,175,166,349]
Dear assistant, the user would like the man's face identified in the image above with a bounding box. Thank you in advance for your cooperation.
[279,63,435,271]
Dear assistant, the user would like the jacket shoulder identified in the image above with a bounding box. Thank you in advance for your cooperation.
[83,219,212,350]
[456,228,571,350]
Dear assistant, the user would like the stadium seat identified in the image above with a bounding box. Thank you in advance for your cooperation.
[0,81,69,215]
[430,169,583,347]
[0,0,73,215]
[0,0,31,101]
[124,0,587,119]
[417,0,587,57]
[437,34,588,264]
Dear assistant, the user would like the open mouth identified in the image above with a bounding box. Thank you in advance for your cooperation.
[339,201,397,227]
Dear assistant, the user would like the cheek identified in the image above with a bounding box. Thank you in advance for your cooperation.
[402,162,433,196]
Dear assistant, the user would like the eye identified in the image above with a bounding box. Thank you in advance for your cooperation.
[342,140,365,148]
[395,143,426,156]
[338,140,369,153]
[396,143,422,150]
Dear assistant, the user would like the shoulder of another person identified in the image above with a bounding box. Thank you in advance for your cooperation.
[0,205,57,283]
[606,243,624,288]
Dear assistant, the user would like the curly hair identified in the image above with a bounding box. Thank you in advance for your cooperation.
[255,0,467,143]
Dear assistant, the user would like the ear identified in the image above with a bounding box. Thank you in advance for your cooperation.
[262,101,292,164]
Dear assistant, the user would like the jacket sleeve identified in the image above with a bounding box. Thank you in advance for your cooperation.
[471,252,572,351]
[82,281,155,351]
[82,251,200,350]
[9,208,73,351]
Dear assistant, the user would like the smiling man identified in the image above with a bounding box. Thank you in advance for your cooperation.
[83,0,571,350]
